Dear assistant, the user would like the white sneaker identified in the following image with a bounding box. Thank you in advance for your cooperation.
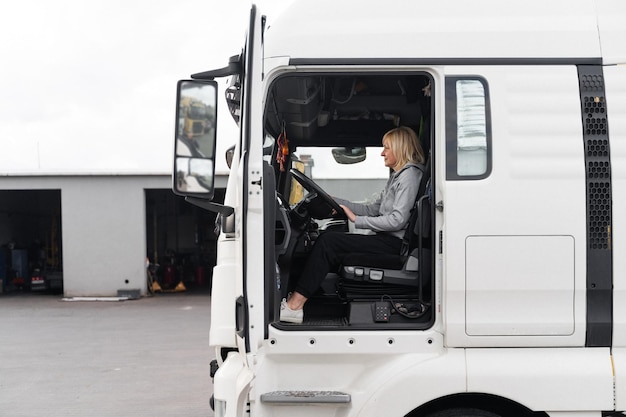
[280,298,303,324]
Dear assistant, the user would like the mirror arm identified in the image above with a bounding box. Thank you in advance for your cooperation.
[191,55,242,80]
[185,197,235,217]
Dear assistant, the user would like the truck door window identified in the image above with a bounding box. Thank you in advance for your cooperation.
[446,77,492,180]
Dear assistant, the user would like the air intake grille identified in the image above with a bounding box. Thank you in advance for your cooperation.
[579,71,611,250]
[578,65,613,348]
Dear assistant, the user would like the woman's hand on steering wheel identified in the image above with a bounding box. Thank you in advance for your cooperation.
[339,204,356,222]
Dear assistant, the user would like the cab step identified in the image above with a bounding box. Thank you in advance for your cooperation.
[260,391,351,404]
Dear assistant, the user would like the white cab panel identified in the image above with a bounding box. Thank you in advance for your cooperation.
[465,235,575,336]
[606,65,626,347]
[443,66,587,347]
[467,348,613,411]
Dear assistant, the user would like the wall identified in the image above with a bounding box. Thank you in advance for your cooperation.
[62,176,167,296]
[0,175,170,297]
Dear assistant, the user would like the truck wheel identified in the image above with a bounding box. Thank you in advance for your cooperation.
[427,409,501,417]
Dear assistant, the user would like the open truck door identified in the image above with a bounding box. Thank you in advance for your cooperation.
[213,7,265,416]
[172,5,264,417]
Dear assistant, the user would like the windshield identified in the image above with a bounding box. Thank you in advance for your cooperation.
[293,146,389,204]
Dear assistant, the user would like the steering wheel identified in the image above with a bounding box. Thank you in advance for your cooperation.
[289,168,345,219]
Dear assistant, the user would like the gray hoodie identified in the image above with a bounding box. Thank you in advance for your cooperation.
[334,163,423,240]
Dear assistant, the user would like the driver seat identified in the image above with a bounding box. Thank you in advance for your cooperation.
[337,155,431,301]
[337,191,432,299]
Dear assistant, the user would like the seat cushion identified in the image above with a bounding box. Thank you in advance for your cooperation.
[341,253,405,270]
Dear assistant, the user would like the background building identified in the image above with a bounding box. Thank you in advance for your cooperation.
[0,173,227,296]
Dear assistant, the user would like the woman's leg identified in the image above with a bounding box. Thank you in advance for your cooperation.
[291,232,401,302]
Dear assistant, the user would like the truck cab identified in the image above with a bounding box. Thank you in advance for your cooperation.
[172,1,626,417]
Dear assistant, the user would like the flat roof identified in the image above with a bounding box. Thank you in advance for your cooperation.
[265,0,624,64]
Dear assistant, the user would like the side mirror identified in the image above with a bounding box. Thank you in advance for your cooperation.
[173,80,218,198]
[331,147,367,164]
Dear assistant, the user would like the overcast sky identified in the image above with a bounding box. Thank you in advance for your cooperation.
[0,0,294,175]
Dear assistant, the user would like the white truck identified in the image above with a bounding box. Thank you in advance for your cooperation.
[172,1,626,416]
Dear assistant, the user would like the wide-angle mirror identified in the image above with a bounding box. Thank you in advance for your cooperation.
[175,157,214,195]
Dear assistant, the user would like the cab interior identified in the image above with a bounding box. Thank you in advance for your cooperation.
[262,72,435,330]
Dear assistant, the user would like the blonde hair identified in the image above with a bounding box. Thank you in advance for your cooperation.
[382,126,425,171]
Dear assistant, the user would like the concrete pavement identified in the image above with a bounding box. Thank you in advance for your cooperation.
[0,292,215,417]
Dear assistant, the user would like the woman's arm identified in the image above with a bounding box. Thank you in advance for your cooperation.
[334,194,382,217]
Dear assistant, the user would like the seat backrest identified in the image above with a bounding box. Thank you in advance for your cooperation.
[400,162,430,257]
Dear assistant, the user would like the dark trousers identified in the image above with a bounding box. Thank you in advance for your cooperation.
[294,231,402,298]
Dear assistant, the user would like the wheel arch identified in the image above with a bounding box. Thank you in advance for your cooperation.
[406,393,549,417]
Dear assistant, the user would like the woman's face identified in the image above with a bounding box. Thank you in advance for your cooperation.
[381,139,397,170]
